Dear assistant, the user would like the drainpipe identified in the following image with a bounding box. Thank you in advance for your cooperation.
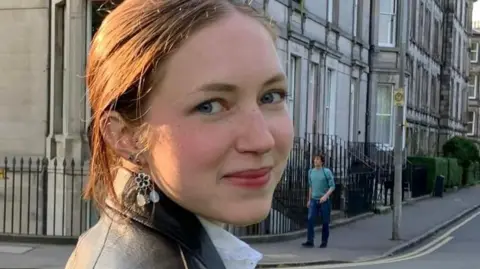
[45,0,52,158]
[365,0,376,154]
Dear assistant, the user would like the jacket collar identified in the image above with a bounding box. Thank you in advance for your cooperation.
[108,169,226,269]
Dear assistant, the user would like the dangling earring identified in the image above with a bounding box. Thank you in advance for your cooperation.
[134,171,161,206]
[129,154,161,206]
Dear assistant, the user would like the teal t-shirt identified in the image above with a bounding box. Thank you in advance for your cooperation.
[308,167,335,199]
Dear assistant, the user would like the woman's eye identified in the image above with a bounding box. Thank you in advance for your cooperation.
[260,91,286,104]
[195,100,225,114]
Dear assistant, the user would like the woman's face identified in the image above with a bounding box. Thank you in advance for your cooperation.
[145,12,293,225]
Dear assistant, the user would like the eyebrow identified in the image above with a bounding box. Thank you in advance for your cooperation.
[198,73,286,93]
[262,73,286,87]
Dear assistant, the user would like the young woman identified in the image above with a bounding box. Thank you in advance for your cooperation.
[66,0,293,268]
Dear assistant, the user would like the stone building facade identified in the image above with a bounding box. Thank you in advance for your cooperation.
[467,26,480,138]
[435,0,475,152]
[0,0,373,160]
[0,0,475,160]
[371,0,475,157]
[0,0,50,158]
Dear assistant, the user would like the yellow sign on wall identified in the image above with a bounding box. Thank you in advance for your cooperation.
[394,88,405,106]
[0,168,5,179]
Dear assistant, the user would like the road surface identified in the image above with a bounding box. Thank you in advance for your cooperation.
[291,209,480,269]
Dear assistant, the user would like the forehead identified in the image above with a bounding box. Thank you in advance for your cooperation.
[159,12,282,93]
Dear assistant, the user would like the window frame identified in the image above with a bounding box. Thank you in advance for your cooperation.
[469,75,477,99]
[471,42,479,63]
[467,111,476,136]
[375,84,394,146]
[378,0,397,47]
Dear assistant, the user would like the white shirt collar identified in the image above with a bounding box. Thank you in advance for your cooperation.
[197,216,263,269]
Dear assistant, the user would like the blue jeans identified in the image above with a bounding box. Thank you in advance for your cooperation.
[306,198,331,244]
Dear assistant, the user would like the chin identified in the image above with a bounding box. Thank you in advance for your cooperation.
[222,196,274,226]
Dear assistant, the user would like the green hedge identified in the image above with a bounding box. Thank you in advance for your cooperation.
[407,157,463,192]
[466,162,480,186]
[408,157,441,192]
[446,158,462,188]
[442,136,480,185]
[465,163,475,186]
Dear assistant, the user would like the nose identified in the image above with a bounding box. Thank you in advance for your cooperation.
[235,108,275,155]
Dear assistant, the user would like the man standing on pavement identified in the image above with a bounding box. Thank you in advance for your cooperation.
[302,154,335,248]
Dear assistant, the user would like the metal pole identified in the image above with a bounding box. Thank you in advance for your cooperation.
[392,0,406,241]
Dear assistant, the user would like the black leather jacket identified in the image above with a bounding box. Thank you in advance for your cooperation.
[65,189,227,269]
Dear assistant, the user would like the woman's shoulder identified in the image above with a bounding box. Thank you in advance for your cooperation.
[65,217,185,269]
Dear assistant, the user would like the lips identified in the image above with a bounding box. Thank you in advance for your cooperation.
[223,167,272,189]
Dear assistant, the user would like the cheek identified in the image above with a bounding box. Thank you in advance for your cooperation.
[270,113,294,159]
[152,123,233,184]
[177,127,231,171]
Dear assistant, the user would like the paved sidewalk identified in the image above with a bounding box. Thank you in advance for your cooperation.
[0,243,73,269]
[1,186,479,269]
[252,185,480,267]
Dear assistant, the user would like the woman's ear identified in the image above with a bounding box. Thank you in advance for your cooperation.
[100,111,139,161]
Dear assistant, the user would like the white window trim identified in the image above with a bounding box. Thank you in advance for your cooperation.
[378,0,397,47]
[468,112,476,136]
[375,84,394,146]
[471,42,478,63]
[469,75,477,99]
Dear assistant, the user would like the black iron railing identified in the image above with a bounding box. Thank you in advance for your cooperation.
[1,135,416,239]
[0,158,93,237]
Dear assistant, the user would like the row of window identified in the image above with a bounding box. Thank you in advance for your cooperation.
[409,0,443,58]
[383,0,469,64]
[289,63,398,146]
[406,128,438,156]
[293,0,362,38]
[449,80,467,121]
[405,60,466,122]
[288,55,361,142]
[451,28,469,76]
[406,56,440,113]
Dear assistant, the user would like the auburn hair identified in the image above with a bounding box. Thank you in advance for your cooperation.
[84,0,275,213]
